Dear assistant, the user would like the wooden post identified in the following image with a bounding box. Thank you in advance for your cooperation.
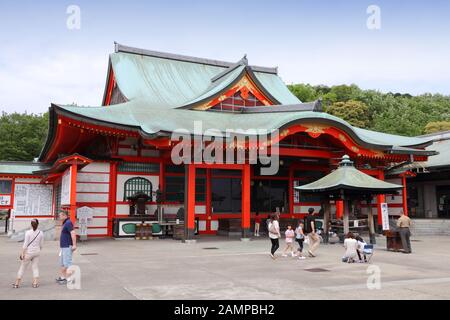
[108,162,118,237]
[377,170,385,232]
[367,196,376,244]
[343,199,350,236]
[322,197,330,244]
[336,200,344,219]
[184,164,196,241]
[69,164,78,224]
[241,164,251,239]
[402,175,408,216]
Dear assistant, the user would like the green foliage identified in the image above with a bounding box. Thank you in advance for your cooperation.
[0,112,49,161]
[424,121,450,134]
[327,100,370,128]
[288,84,450,136]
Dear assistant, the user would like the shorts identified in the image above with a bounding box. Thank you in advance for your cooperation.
[60,247,73,268]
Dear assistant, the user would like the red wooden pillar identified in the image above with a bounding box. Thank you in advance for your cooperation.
[336,200,344,219]
[377,170,385,227]
[108,162,118,237]
[69,164,78,224]
[159,161,165,192]
[206,168,212,232]
[185,164,196,240]
[241,164,251,238]
[402,175,408,216]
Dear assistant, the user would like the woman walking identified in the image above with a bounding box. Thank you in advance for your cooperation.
[268,213,281,259]
[12,219,44,288]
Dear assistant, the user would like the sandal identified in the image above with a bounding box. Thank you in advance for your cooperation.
[32,283,39,288]
[12,284,19,288]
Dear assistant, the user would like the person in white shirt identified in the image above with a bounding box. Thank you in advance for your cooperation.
[282,225,296,257]
[13,219,44,288]
[355,235,368,263]
[268,213,281,259]
[342,232,358,263]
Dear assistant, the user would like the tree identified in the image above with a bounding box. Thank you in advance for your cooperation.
[326,100,370,128]
[424,121,450,134]
[0,112,49,161]
[287,84,319,102]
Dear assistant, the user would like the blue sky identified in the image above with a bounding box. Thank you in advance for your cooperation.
[1,0,449,113]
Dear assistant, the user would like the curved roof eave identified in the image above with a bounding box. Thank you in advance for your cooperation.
[43,100,434,156]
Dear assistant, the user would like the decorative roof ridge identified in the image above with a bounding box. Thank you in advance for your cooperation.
[114,42,278,74]
[211,55,249,83]
[238,100,323,114]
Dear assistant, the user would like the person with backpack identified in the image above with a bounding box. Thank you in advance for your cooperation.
[268,213,281,259]
[12,219,44,288]
[304,207,320,257]
[295,221,306,260]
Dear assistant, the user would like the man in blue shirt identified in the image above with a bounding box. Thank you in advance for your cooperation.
[56,211,77,284]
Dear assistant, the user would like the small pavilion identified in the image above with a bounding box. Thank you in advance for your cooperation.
[295,155,403,244]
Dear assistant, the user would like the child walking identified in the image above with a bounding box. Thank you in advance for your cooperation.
[282,225,296,257]
[295,222,306,260]
[254,213,261,237]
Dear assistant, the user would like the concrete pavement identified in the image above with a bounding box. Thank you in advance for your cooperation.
[1,234,450,300]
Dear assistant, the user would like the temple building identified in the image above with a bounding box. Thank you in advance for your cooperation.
[0,43,437,239]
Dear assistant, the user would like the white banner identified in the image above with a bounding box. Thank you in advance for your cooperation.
[61,167,72,205]
[381,202,390,231]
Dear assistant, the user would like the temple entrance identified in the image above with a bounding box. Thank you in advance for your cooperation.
[437,186,450,218]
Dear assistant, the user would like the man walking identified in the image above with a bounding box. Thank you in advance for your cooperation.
[56,211,77,284]
[305,208,320,257]
[397,210,412,254]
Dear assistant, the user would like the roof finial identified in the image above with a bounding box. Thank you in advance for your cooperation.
[241,54,248,66]
[339,155,354,167]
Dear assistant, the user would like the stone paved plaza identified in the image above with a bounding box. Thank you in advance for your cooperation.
[1,234,450,300]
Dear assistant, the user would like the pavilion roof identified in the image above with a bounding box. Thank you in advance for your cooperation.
[295,156,403,195]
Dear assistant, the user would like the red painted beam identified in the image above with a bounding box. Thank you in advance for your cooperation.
[276,147,334,159]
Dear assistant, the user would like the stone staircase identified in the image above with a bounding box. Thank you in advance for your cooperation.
[8,219,56,242]
[410,219,450,236]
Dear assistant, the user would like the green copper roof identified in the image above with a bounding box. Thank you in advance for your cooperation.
[37,44,436,161]
[0,162,50,175]
[56,99,433,150]
[109,51,301,108]
[295,156,403,194]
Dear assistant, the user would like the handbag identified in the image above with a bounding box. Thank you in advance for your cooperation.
[19,231,41,260]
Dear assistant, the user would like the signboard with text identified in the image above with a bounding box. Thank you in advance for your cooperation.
[0,195,11,206]
[381,202,390,231]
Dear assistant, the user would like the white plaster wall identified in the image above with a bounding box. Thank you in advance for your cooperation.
[77,183,109,193]
[80,162,110,173]
[77,173,109,183]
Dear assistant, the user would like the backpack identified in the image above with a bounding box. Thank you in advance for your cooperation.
[268,221,277,234]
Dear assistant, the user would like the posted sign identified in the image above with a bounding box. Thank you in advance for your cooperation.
[0,195,11,206]
[381,203,390,231]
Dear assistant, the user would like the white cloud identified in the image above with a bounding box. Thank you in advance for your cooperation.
[0,50,107,114]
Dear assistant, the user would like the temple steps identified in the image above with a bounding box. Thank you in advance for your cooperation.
[410,219,450,236]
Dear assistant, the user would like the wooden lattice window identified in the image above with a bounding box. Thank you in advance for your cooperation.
[210,91,265,112]
[124,177,153,201]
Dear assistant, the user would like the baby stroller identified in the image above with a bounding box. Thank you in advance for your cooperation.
[360,244,374,263]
